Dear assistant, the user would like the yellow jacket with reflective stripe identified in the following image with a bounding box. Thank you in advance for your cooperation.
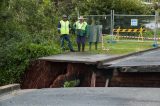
[75,21,87,30]
[60,20,69,34]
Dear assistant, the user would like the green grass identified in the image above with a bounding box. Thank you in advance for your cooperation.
[81,39,156,55]
[68,35,158,55]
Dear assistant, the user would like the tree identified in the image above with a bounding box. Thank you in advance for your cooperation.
[76,0,152,15]
[0,0,60,85]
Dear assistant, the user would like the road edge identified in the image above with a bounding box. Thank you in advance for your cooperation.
[0,84,20,95]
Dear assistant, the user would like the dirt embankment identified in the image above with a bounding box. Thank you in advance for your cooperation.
[21,60,94,89]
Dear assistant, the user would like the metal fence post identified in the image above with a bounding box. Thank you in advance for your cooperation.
[113,10,115,34]
[110,10,115,43]
[110,10,114,36]
[110,10,113,35]
[153,10,159,47]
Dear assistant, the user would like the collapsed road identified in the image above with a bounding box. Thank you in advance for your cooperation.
[21,47,160,89]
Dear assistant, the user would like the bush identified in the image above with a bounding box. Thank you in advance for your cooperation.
[64,79,80,87]
[0,0,61,85]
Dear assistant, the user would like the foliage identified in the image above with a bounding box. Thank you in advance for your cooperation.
[64,79,80,87]
[0,0,61,85]
[77,0,152,15]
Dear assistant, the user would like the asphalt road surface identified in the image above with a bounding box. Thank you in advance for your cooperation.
[39,52,118,64]
[105,48,160,67]
[1,87,160,106]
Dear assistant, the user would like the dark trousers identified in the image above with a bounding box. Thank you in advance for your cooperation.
[76,36,86,52]
[60,34,74,51]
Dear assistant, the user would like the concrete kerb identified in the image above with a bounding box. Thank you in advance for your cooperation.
[0,84,20,95]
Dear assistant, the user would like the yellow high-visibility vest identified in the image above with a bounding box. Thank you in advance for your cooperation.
[60,20,69,34]
[75,21,87,30]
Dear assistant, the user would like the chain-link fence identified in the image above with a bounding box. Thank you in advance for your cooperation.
[113,11,159,48]
[84,15,111,34]
[79,10,160,51]
[114,14,155,37]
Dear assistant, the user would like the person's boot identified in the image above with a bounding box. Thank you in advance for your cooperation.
[82,44,85,52]
[78,43,81,52]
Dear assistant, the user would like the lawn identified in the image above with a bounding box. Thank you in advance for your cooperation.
[69,34,159,55]
[84,38,157,55]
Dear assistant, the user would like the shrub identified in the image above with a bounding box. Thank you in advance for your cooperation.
[64,79,80,87]
[0,0,61,85]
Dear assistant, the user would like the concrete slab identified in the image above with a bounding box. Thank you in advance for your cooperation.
[0,88,160,106]
[39,52,118,64]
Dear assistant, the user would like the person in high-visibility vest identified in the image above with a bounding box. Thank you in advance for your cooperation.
[74,16,88,52]
[58,14,75,52]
